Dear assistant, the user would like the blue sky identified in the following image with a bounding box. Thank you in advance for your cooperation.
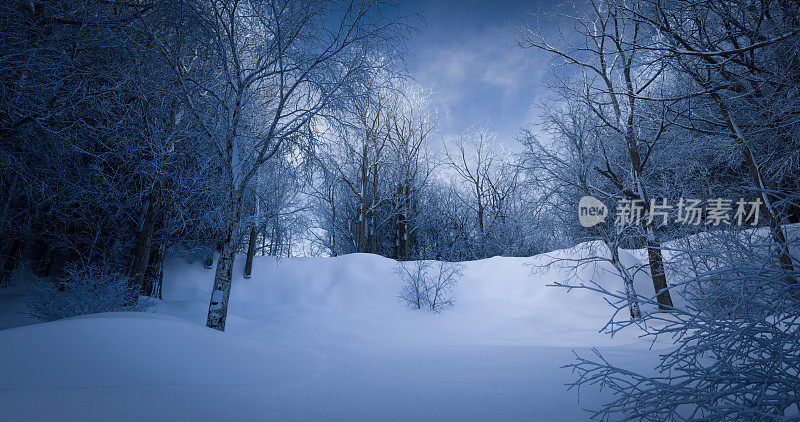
[399,0,558,147]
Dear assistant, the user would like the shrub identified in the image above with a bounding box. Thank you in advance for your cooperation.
[26,265,140,321]
[396,260,464,312]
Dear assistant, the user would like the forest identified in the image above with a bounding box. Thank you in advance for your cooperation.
[1,0,799,420]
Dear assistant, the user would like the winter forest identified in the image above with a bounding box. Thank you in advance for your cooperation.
[1,0,799,420]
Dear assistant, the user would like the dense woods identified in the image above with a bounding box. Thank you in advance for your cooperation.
[1,0,799,309]
[1,0,799,417]
[0,0,551,319]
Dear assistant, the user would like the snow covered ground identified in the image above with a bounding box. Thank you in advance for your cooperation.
[0,245,669,421]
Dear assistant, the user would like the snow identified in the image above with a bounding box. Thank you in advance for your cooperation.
[0,244,669,421]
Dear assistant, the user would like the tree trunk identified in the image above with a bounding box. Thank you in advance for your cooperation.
[142,239,165,299]
[36,246,56,277]
[329,184,337,256]
[206,190,243,331]
[270,224,279,256]
[394,183,403,260]
[244,226,257,278]
[0,238,23,288]
[625,134,674,309]
[714,96,797,287]
[646,230,673,310]
[128,191,158,303]
[606,236,642,319]
[686,71,797,292]
[207,242,235,331]
[477,198,485,257]
[357,143,368,252]
[403,183,411,260]
[396,182,411,260]
[370,161,379,254]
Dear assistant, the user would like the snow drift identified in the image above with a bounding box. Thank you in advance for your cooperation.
[0,244,666,421]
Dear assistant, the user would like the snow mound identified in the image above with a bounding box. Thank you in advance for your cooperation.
[159,248,658,348]
[0,244,670,421]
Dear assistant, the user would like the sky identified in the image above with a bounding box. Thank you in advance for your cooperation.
[399,0,559,149]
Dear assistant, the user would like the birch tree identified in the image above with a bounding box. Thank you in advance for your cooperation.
[387,88,435,260]
[148,0,405,330]
[320,78,392,254]
[518,0,676,308]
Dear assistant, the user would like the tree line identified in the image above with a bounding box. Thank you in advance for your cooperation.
[1,0,799,334]
[0,0,551,331]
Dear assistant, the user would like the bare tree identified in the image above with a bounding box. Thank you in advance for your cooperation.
[147,0,406,330]
[444,128,523,259]
[521,98,644,319]
[518,0,676,308]
[388,87,435,260]
[0,0,195,293]
[321,77,393,253]
[444,128,494,257]
[627,0,799,288]
[426,260,464,311]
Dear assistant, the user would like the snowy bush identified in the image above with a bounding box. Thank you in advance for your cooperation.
[26,265,140,321]
[396,260,464,312]
[558,228,800,420]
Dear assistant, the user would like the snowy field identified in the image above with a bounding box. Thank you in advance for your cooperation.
[0,245,670,421]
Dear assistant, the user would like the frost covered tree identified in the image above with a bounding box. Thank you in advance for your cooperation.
[518,0,681,309]
[315,75,395,255]
[147,0,407,330]
[341,79,393,254]
[386,86,435,260]
[521,98,648,319]
[0,0,408,323]
[313,80,438,260]
[443,127,528,259]
[0,0,203,292]
[559,224,800,419]
[527,0,800,417]
[444,129,496,258]
[629,0,800,287]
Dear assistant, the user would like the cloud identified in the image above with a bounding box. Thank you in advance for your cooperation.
[409,21,551,145]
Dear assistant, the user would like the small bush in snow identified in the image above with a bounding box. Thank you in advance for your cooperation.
[26,265,139,321]
[396,260,464,312]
